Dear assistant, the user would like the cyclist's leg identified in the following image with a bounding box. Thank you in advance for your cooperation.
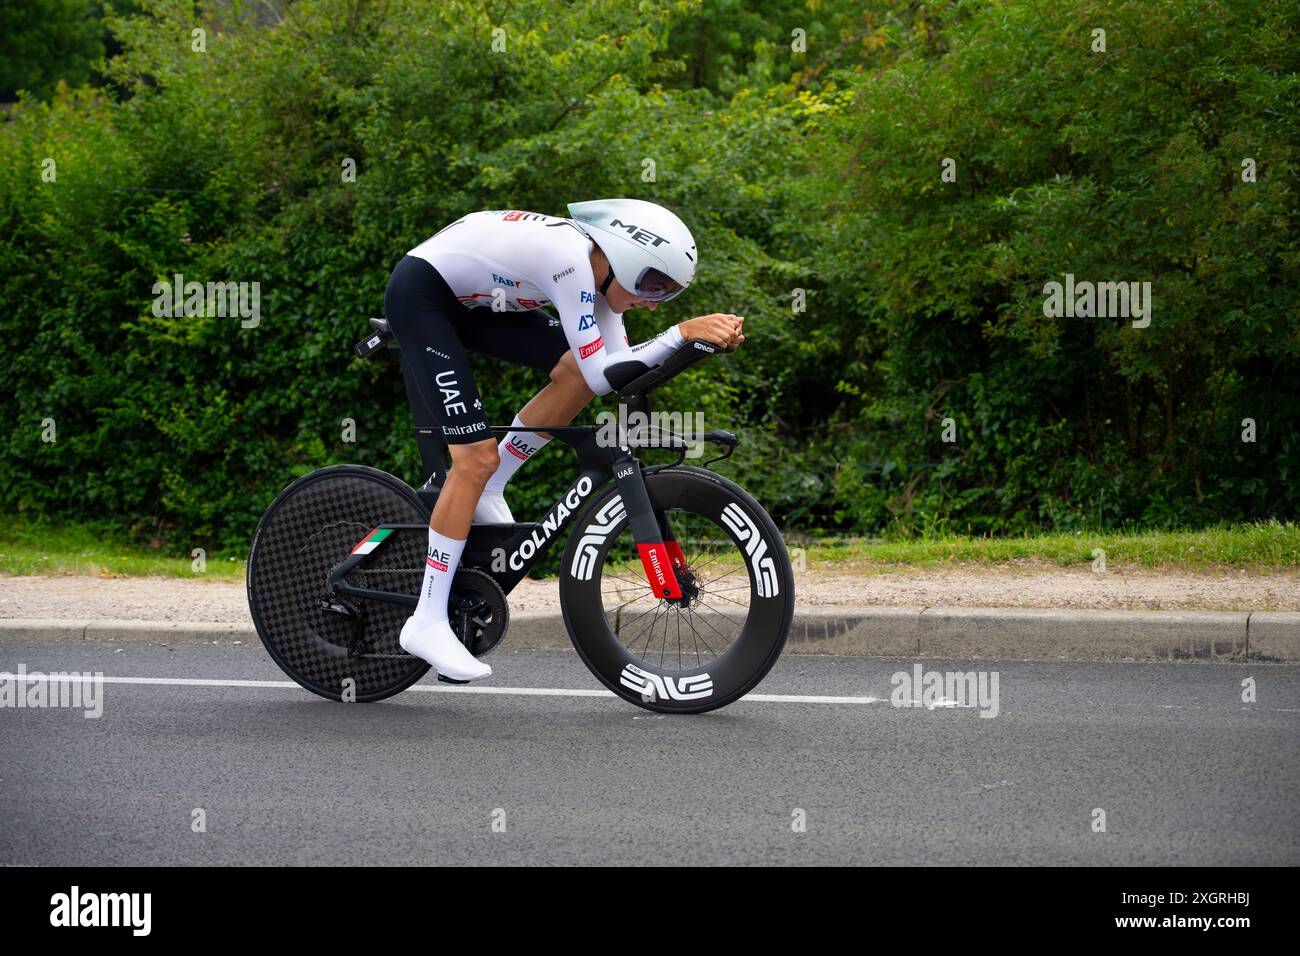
[526,348,598,436]
[453,309,593,508]
[452,307,594,434]
[382,256,497,679]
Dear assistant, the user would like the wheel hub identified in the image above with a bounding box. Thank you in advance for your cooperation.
[667,566,700,608]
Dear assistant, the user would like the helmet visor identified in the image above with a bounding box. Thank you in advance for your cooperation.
[634,267,685,302]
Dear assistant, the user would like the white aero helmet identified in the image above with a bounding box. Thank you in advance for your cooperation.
[566,198,696,302]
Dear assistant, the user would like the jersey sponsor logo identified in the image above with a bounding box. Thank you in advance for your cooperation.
[579,290,596,304]
[434,370,469,416]
[442,420,487,437]
[457,292,495,305]
[619,664,714,701]
[517,297,543,309]
[505,436,541,461]
[577,313,596,330]
[578,336,604,360]
[491,273,519,288]
[720,503,780,597]
[506,475,594,571]
[552,267,575,283]
[501,210,547,222]
[570,495,626,581]
[608,219,670,248]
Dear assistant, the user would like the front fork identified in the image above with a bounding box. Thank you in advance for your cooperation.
[612,459,687,600]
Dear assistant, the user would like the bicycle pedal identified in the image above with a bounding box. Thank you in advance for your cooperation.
[437,674,471,685]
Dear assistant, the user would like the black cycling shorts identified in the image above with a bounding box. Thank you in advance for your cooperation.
[382,255,570,444]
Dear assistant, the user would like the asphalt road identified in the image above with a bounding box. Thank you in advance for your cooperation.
[2,638,1297,865]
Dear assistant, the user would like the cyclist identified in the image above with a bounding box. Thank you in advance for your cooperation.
[383,199,744,681]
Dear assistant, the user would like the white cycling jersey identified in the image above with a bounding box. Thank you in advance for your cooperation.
[407,210,684,395]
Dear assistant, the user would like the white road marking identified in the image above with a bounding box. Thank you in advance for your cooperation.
[0,672,883,704]
[746,693,883,704]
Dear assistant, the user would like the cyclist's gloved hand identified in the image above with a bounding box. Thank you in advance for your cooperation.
[679,313,744,350]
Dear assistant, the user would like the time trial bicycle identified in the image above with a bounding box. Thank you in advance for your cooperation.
[246,318,795,713]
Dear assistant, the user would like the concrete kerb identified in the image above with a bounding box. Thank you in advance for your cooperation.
[1247,612,1300,662]
[918,607,1249,662]
[1,607,1296,662]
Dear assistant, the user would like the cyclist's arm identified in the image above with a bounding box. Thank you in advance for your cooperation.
[593,299,684,374]
[550,266,622,395]
[547,252,683,396]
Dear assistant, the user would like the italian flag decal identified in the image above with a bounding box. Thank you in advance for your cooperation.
[350,528,394,555]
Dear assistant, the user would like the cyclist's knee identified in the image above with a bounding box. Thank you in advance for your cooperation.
[448,439,499,484]
[550,351,593,396]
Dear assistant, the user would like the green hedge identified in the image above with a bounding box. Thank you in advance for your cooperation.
[0,0,1295,555]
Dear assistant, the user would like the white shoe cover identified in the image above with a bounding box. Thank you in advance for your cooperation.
[399,617,492,681]
[473,490,515,524]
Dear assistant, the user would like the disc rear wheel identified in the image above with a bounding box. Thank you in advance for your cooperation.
[246,465,431,702]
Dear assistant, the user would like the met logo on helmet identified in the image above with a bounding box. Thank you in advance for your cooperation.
[608,219,669,247]
[567,198,696,297]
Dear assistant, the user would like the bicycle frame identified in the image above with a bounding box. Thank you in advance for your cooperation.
[248,318,777,708]
[332,319,742,613]
[326,425,689,611]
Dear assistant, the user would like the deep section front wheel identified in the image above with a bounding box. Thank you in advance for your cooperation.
[559,466,795,714]
[246,464,431,702]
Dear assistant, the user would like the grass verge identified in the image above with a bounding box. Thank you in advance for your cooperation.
[793,521,1299,572]
[0,519,247,580]
[0,518,1295,580]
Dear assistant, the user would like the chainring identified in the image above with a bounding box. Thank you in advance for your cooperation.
[448,567,510,657]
